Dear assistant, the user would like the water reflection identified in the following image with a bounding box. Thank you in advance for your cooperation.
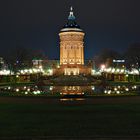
[104,85,139,95]
[60,86,85,95]
[0,84,139,96]
[60,98,85,101]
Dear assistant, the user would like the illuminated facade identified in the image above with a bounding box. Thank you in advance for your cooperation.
[57,7,89,75]
[32,59,43,69]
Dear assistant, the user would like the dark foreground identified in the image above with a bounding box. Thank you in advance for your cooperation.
[0,96,140,140]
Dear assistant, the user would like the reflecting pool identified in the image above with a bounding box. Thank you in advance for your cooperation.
[0,84,139,96]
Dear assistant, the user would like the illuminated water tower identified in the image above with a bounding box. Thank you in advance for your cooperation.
[59,7,85,75]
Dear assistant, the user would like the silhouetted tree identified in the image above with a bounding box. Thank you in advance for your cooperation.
[94,48,120,68]
[124,43,140,69]
[5,45,46,71]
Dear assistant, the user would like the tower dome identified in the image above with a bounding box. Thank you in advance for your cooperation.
[61,7,83,32]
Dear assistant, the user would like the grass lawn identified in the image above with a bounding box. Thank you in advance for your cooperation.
[0,82,34,87]
[0,96,140,139]
[106,81,140,86]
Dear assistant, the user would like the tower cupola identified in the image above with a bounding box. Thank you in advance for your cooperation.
[61,7,83,32]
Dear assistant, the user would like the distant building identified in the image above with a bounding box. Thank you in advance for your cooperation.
[104,58,126,69]
[112,59,126,68]
[32,59,43,68]
[0,57,5,70]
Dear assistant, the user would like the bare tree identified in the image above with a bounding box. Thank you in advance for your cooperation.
[124,43,140,69]
[5,45,47,71]
[94,48,120,68]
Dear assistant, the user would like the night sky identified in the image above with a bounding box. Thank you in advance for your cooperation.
[0,0,140,59]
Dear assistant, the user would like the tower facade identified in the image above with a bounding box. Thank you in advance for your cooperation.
[59,7,85,75]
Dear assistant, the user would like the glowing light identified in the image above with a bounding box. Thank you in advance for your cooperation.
[24,69,28,73]
[114,88,117,91]
[33,68,38,73]
[116,91,120,94]
[19,68,45,75]
[29,69,33,73]
[118,86,120,89]
[50,86,53,91]
[125,88,129,91]
[48,69,53,75]
[134,86,137,89]
[92,86,95,90]
[100,64,105,71]
[37,90,41,94]
[111,68,115,73]
[120,69,124,73]
[39,66,42,69]
[104,90,107,93]
[33,91,37,95]
[116,69,120,73]
[20,70,24,74]
[27,88,30,92]
[16,88,19,92]
[0,70,11,75]
[106,68,111,73]
[108,90,111,94]
[91,69,96,74]
[113,60,125,63]
[133,69,139,75]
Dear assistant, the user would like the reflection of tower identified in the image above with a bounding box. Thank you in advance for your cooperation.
[59,7,85,75]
